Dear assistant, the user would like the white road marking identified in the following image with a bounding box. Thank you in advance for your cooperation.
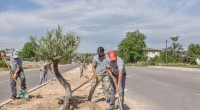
[151,80,169,87]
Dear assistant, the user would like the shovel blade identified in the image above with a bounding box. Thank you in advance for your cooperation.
[17,91,29,99]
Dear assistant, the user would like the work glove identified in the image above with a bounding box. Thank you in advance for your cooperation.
[12,74,17,79]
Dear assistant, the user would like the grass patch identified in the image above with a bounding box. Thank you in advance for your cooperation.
[158,63,200,68]
[135,61,148,67]
[125,63,135,66]
[125,61,200,68]
[0,67,9,71]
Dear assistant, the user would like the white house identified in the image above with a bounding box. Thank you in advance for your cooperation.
[143,47,160,60]
[196,58,200,65]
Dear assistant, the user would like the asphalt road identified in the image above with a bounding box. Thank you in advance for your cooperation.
[125,66,200,110]
[0,64,79,104]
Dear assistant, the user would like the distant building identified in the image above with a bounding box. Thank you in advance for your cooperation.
[5,48,15,57]
[143,47,161,60]
[196,58,200,65]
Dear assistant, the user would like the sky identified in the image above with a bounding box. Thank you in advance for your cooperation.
[0,0,200,53]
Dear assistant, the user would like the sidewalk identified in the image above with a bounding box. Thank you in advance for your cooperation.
[148,66,200,72]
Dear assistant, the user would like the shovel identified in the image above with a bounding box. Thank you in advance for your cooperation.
[1,52,29,99]
[112,77,123,110]
[72,70,106,93]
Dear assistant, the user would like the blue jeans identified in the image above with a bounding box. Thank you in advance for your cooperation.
[109,73,126,108]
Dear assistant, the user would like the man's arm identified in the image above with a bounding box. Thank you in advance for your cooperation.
[116,58,124,93]
[92,57,97,76]
[14,67,20,75]
[49,64,53,72]
[14,60,21,75]
[51,64,54,73]
[106,68,117,83]
[106,60,117,83]
[12,62,20,79]
[116,69,123,93]
[92,64,97,76]
[0,53,18,78]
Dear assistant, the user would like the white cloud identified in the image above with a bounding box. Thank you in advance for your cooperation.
[0,0,200,52]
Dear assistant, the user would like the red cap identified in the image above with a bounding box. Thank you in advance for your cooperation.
[108,50,117,61]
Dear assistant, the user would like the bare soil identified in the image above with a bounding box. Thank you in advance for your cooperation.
[0,65,146,110]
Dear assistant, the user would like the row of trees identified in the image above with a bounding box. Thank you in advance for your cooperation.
[117,30,200,65]
[1,29,200,66]
[0,26,82,109]
[76,53,93,78]
[1,25,93,109]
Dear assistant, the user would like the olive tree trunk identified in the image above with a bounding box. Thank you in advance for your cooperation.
[79,63,84,78]
[53,61,72,110]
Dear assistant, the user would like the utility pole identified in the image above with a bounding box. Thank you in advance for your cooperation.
[166,40,168,65]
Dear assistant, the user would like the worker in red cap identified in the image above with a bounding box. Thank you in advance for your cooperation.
[106,50,127,110]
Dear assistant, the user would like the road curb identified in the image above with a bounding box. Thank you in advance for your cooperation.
[28,79,54,93]
[0,66,79,108]
[0,99,13,109]
[0,79,54,109]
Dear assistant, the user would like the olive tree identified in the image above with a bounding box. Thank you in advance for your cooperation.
[31,26,80,110]
[76,53,93,78]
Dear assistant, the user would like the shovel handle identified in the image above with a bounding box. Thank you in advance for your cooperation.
[14,79,22,91]
[72,70,106,93]
[113,78,123,110]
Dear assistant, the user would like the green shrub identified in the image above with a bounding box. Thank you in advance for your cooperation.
[189,58,197,65]
[125,63,135,66]
[23,57,36,62]
[136,61,148,66]
[0,59,7,68]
